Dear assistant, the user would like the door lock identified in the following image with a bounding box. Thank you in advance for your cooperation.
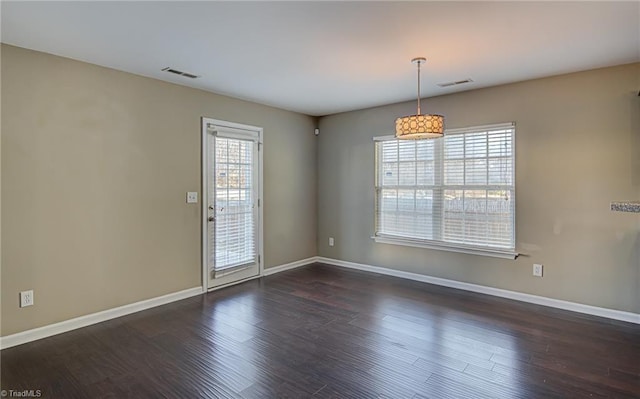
[208,216,215,222]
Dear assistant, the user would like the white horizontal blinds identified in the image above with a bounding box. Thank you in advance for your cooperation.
[211,131,257,271]
[375,122,515,250]
[443,125,514,249]
[375,139,438,240]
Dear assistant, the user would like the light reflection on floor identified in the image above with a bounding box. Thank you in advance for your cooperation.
[366,295,523,397]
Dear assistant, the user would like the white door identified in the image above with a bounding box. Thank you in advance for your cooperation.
[202,118,263,290]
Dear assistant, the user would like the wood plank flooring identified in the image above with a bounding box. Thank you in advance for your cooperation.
[2,263,639,398]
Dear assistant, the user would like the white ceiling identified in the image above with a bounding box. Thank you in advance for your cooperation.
[2,1,639,116]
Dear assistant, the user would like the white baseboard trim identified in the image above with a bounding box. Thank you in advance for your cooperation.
[1,255,319,350]
[317,257,640,325]
[263,256,319,276]
[4,256,636,350]
[0,286,203,350]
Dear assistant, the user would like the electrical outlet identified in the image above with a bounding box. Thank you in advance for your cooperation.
[533,264,543,277]
[186,192,198,203]
[329,237,334,247]
[20,290,34,307]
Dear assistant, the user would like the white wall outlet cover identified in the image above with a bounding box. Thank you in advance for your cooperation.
[20,290,34,307]
[329,237,334,246]
[186,192,198,203]
[533,264,543,277]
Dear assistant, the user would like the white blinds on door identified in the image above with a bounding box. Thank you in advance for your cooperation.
[209,127,258,272]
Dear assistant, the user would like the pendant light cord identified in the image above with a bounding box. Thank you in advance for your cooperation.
[416,60,421,115]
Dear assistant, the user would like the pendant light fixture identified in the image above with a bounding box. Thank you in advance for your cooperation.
[395,57,444,140]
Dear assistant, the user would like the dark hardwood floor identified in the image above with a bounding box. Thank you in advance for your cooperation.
[2,263,639,398]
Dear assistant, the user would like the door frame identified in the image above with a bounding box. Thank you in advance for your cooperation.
[201,117,264,291]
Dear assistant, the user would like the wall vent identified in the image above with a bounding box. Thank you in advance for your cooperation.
[437,78,473,88]
[161,67,200,79]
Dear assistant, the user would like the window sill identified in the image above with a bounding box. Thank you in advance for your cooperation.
[372,235,519,260]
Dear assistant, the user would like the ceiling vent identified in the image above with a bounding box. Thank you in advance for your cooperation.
[437,78,473,88]
[161,67,200,79]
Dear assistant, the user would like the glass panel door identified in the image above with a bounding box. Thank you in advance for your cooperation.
[206,122,261,289]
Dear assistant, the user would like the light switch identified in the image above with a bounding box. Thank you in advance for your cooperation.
[186,192,198,203]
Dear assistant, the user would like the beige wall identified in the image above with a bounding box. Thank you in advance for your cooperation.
[2,44,638,338]
[1,45,317,336]
[318,63,640,314]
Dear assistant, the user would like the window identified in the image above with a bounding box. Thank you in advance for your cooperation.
[213,136,256,270]
[374,123,516,258]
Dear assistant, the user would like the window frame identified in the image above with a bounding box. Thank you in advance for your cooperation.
[373,122,518,260]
